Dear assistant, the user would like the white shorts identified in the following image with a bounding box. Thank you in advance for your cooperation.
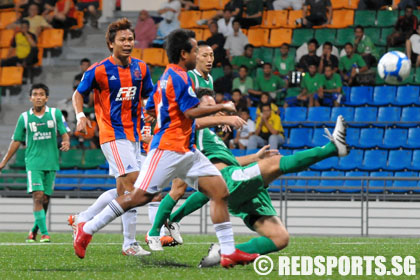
[101,139,142,178]
[134,148,221,193]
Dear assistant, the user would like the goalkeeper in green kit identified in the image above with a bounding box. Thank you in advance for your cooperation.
[0,83,70,243]
[147,87,349,267]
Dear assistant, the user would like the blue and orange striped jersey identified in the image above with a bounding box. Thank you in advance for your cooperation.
[146,64,200,153]
[77,56,153,145]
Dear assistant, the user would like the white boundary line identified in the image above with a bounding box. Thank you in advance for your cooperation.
[0,242,214,246]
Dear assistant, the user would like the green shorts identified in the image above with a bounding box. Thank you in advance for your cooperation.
[221,162,277,231]
[27,170,56,196]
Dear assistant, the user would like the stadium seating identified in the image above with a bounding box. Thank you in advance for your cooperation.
[358,128,384,148]
[309,128,329,147]
[399,107,420,128]
[283,107,307,127]
[38,29,64,48]
[376,10,398,27]
[370,86,396,106]
[346,127,360,147]
[315,29,336,45]
[327,10,354,28]
[346,86,373,106]
[342,171,368,193]
[379,128,407,149]
[411,150,420,171]
[311,156,339,171]
[394,86,420,105]
[335,28,354,46]
[262,10,288,28]
[386,150,412,171]
[305,107,331,127]
[283,128,312,148]
[248,28,269,47]
[404,128,420,149]
[79,149,106,169]
[317,171,344,192]
[60,149,83,169]
[0,66,24,86]
[391,171,418,193]
[55,170,83,190]
[376,107,401,127]
[354,10,376,27]
[329,107,354,127]
[352,107,377,127]
[80,169,108,191]
[9,148,25,169]
[291,29,314,46]
[368,171,393,193]
[265,28,292,47]
[361,150,388,170]
[338,149,363,170]
[179,11,201,29]
[293,171,320,192]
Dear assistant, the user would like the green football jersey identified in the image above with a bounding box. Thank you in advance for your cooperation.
[12,106,69,171]
[188,69,213,90]
[196,128,240,167]
[301,72,323,94]
[320,73,342,92]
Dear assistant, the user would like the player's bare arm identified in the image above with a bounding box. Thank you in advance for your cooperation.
[196,115,246,130]
[60,133,70,152]
[0,140,21,171]
[184,101,236,119]
[235,145,280,167]
[72,90,92,134]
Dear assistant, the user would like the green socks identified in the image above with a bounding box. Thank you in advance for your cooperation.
[169,191,209,223]
[236,236,278,255]
[280,142,337,174]
[149,194,177,237]
[33,210,48,235]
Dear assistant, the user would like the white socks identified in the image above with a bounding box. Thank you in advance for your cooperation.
[122,208,138,249]
[148,202,166,237]
[214,222,235,255]
[78,189,118,223]
[84,199,124,235]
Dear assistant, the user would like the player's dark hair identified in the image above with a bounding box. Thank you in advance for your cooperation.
[260,102,271,111]
[241,108,250,114]
[30,83,49,96]
[345,42,353,48]
[233,18,241,25]
[80,58,91,65]
[21,19,30,26]
[196,87,215,99]
[239,65,248,72]
[232,88,242,95]
[324,41,333,49]
[166,29,196,64]
[197,40,210,48]
[263,62,272,68]
[106,18,135,52]
[261,92,270,98]
[281,43,290,49]
[308,38,319,47]
[406,5,414,10]
[355,25,364,32]
[244,44,254,51]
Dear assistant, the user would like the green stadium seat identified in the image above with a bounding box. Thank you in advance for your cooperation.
[414,67,420,84]
[354,10,376,27]
[151,67,164,84]
[273,47,296,62]
[79,149,106,169]
[253,47,274,64]
[315,29,336,45]
[364,27,381,43]
[9,148,25,169]
[60,149,83,169]
[377,28,393,46]
[210,67,224,81]
[376,10,399,27]
[12,169,27,190]
[0,169,15,190]
[335,28,354,46]
[291,29,314,47]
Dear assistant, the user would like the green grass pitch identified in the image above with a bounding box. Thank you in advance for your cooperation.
[0,232,419,279]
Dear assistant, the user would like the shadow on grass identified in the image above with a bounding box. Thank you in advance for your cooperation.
[137,257,192,268]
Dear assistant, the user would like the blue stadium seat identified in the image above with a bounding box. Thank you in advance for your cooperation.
[268,179,282,193]
[369,86,396,106]
[245,149,259,155]
[231,149,246,157]
[353,107,377,128]
[249,107,257,121]
[386,150,412,171]
[281,173,296,192]
[399,107,420,128]
[337,149,364,170]
[283,107,307,127]
[329,107,354,127]
[283,128,312,148]
[342,171,368,193]
[294,171,320,192]
[278,149,292,156]
[379,128,407,149]
[55,170,83,190]
[305,107,331,127]
[81,169,108,191]
[346,127,360,147]
[391,171,418,193]
[375,107,401,127]
[311,155,339,171]
[99,161,109,170]
[394,86,420,106]
[309,128,329,147]
[361,150,388,170]
[317,171,344,192]
[358,128,384,148]
[346,86,373,106]
[367,171,393,193]
[279,107,285,120]
[100,177,116,191]
[404,128,420,149]
[411,150,420,171]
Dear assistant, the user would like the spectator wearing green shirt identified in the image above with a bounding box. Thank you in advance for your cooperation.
[339,43,368,86]
[249,62,287,106]
[315,65,343,107]
[238,0,263,29]
[354,25,379,68]
[231,44,260,75]
[274,43,295,78]
[232,65,254,97]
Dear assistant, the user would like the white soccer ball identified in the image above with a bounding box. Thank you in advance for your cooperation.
[377,51,411,84]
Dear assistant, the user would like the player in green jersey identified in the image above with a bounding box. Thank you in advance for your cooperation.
[0,83,70,243]
[148,88,349,267]
[187,41,214,90]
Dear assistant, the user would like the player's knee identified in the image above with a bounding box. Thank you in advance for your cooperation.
[169,187,184,201]
[271,229,289,250]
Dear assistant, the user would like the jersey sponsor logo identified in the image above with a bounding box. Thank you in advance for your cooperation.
[134,70,142,80]
[33,131,52,141]
[115,86,137,101]
[110,75,118,81]
[47,120,54,128]
[160,80,167,90]
[188,86,196,97]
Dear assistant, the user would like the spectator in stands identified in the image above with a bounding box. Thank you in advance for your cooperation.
[256,92,280,116]
[249,62,287,106]
[297,38,320,73]
[215,92,226,104]
[318,41,338,73]
[15,0,55,17]
[388,5,418,47]
[272,0,304,10]
[206,22,227,67]
[134,10,157,49]
[158,0,181,25]
[0,20,38,67]
[229,108,255,150]
[298,0,332,28]
[406,24,420,67]
[73,58,91,90]
[152,10,180,47]
[238,0,263,29]
[224,19,249,61]
[225,0,243,18]
[231,44,259,75]
[76,0,100,28]
[47,0,77,37]
[248,103,285,150]
[397,0,420,10]
[24,3,51,37]
[214,63,234,95]
[315,65,343,107]
[354,25,379,68]
[217,8,234,37]
[274,43,295,79]
[180,0,198,10]
[339,42,368,86]
[357,0,392,10]
[231,88,249,111]
[232,65,254,97]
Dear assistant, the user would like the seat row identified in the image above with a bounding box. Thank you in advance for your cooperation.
[345,86,420,106]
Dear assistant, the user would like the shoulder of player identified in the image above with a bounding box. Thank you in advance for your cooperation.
[168,68,189,85]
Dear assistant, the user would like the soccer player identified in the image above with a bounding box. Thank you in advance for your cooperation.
[73,28,259,268]
[71,18,154,256]
[147,87,349,267]
[0,83,70,243]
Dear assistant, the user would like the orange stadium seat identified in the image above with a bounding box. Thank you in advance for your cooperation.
[287,10,303,28]
[0,66,23,86]
[327,9,354,28]
[0,11,18,29]
[262,10,288,28]
[331,0,349,9]
[163,52,169,65]
[0,48,9,59]
[38,29,64,48]
[142,48,164,66]
[190,28,204,41]
[202,28,211,40]
[34,47,43,67]
[71,10,84,30]
[201,10,219,21]
[199,0,220,10]
[247,28,269,47]
[265,28,292,47]
[179,11,201,29]
[0,29,14,48]
[131,48,142,60]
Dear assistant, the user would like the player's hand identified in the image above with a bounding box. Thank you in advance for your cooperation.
[144,114,155,123]
[226,115,246,129]
[76,117,91,135]
[0,161,6,171]
[142,135,153,144]
[256,145,280,160]
[60,140,70,152]
[221,101,237,113]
